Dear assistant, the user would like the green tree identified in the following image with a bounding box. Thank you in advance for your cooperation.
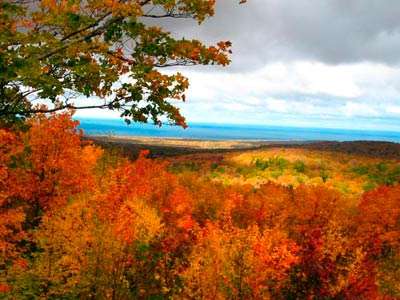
[0,0,243,125]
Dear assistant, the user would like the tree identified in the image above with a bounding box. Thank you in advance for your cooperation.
[0,129,27,269]
[0,113,102,295]
[181,222,298,299]
[356,186,400,297]
[0,0,244,126]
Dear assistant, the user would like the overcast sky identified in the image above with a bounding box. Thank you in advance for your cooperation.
[77,0,400,130]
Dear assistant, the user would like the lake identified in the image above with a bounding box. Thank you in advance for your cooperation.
[77,118,400,143]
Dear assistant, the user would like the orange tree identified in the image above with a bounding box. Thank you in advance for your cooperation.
[0,113,101,281]
[0,0,244,126]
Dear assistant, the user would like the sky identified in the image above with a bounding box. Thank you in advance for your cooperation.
[76,0,400,131]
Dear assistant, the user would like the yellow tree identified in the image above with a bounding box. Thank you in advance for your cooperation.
[181,222,298,299]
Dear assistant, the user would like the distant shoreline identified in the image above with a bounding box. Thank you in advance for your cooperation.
[86,134,310,150]
[78,118,400,143]
[86,134,400,160]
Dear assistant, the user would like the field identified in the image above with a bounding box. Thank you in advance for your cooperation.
[1,114,400,299]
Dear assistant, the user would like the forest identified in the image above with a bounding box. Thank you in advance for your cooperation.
[1,113,399,299]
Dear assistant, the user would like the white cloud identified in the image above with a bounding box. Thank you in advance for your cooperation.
[265,98,289,113]
[181,61,397,101]
[386,105,400,115]
[176,61,399,118]
[76,60,400,130]
[341,102,380,117]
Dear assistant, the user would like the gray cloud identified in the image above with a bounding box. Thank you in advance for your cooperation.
[154,0,400,71]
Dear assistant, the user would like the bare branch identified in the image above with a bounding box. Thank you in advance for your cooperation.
[141,13,192,19]
[155,60,198,68]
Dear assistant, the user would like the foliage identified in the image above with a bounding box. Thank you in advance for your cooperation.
[1,114,400,299]
[0,113,101,271]
[181,223,298,299]
[293,160,306,173]
[0,0,245,126]
[351,162,400,189]
[253,156,288,172]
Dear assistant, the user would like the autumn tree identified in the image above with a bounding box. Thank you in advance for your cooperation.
[20,113,102,220]
[7,149,194,298]
[280,185,378,299]
[0,0,244,126]
[0,113,101,226]
[0,129,27,270]
[0,113,102,294]
[95,151,196,297]
[181,222,298,299]
[357,185,400,297]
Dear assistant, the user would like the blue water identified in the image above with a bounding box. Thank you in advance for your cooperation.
[76,118,400,143]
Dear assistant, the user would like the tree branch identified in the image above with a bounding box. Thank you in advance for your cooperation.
[155,61,197,68]
[39,16,124,61]
[141,13,191,19]
[106,50,134,64]
[0,101,121,116]
[60,12,112,42]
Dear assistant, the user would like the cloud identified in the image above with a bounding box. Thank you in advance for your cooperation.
[155,0,400,71]
[386,105,400,115]
[177,61,399,103]
[168,61,400,130]
[78,1,400,131]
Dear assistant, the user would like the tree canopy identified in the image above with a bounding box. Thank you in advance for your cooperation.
[0,0,243,126]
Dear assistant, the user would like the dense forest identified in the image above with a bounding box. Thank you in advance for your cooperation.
[1,113,399,299]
